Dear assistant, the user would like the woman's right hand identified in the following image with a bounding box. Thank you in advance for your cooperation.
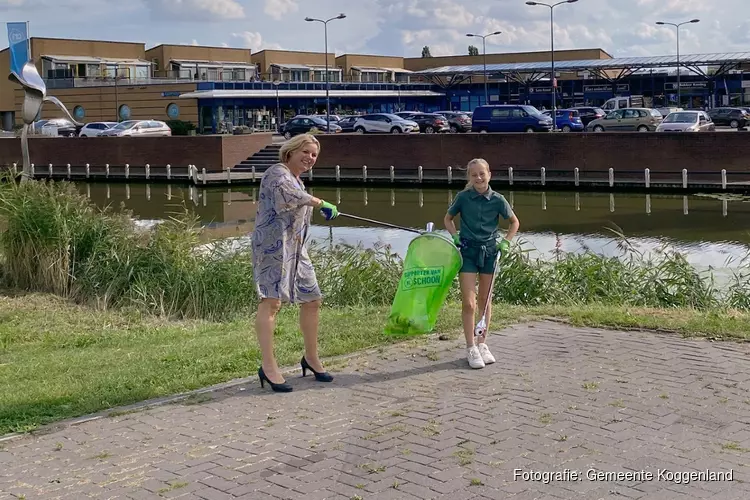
[319,200,339,220]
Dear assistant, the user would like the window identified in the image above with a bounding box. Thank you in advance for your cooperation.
[73,105,85,120]
[491,108,510,118]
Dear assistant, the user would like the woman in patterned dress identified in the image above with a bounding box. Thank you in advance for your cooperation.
[252,133,340,393]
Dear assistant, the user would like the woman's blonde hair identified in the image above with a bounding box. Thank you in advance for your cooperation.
[463,158,491,190]
[279,133,321,163]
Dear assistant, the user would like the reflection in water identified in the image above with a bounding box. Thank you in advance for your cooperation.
[77,183,750,273]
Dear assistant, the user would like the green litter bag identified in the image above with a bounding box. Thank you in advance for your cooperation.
[385,232,463,336]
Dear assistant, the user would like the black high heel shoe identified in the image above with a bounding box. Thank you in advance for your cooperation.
[301,357,334,383]
[258,367,293,392]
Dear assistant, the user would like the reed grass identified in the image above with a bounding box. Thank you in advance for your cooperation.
[0,176,747,321]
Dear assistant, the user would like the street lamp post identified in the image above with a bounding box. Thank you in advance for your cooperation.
[526,0,578,132]
[272,80,281,131]
[466,31,502,104]
[655,19,699,108]
[305,13,346,131]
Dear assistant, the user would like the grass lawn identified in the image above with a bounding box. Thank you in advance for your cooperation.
[1,292,749,436]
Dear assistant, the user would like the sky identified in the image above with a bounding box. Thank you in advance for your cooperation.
[0,0,749,59]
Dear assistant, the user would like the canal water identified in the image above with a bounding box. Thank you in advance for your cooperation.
[77,183,750,275]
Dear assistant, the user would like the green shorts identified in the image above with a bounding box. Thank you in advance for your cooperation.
[459,241,499,275]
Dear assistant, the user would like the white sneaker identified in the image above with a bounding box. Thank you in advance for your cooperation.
[477,343,496,364]
[467,346,485,369]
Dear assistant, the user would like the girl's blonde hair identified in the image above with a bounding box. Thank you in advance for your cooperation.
[279,133,321,163]
[463,158,491,190]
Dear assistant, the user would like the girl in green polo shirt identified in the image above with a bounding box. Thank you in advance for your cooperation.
[444,158,520,369]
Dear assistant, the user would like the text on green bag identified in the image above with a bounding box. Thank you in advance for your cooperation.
[402,266,444,291]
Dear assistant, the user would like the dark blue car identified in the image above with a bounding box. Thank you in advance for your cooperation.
[542,109,585,132]
[471,105,553,133]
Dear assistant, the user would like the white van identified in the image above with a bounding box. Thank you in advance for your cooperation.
[602,95,645,113]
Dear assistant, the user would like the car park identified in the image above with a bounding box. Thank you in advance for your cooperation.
[335,116,359,133]
[394,112,449,133]
[353,114,418,134]
[471,105,553,133]
[655,110,715,132]
[568,107,606,126]
[78,122,118,137]
[278,115,342,139]
[542,109,584,132]
[706,107,749,129]
[99,120,172,137]
[586,107,663,132]
[434,111,472,133]
[32,118,79,137]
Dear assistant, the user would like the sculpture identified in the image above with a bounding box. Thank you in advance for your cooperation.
[8,60,82,182]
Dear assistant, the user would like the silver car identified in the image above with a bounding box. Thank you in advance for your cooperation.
[99,120,172,137]
[353,113,418,134]
[656,111,715,132]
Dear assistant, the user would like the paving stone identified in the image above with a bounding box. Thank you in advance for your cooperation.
[1,321,749,499]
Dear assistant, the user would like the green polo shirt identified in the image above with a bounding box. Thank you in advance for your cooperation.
[447,187,514,242]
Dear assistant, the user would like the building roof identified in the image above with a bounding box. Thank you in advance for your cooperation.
[352,66,413,73]
[413,51,750,75]
[42,54,152,65]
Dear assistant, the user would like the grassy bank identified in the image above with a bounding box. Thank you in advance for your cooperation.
[1,293,749,436]
[1,177,750,435]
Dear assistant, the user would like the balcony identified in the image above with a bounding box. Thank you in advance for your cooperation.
[40,72,434,91]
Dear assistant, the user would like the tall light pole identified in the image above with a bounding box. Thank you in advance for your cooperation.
[305,13,346,131]
[466,31,502,104]
[526,0,578,131]
[656,19,699,108]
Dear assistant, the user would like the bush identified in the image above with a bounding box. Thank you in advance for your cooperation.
[165,120,196,136]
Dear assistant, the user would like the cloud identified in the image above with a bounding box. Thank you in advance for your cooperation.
[231,31,283,51]
[147,0,244,21]
[264,0,298,21]
[3,0,750,59]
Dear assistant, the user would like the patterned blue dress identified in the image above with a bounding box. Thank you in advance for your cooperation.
[252,163,322,304]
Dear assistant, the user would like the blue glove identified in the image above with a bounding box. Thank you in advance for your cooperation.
[319,200,338,220]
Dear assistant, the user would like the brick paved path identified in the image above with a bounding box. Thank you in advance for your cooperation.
[2,321,750,500]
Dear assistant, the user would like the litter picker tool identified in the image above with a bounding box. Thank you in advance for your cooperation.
[474,249,503,339]
[337,212,426,234]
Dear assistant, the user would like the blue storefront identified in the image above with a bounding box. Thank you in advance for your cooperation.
[181,66,750,133]
[184,81,445,134]
[442,73,749,112]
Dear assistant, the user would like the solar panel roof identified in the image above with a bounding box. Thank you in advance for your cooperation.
[412,52,750,75]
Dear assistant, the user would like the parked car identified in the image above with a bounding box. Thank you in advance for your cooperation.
[395,112,449,133]
[99,120,172,137]
[278,115,341,139]
[568,107,606,126]
[471,105,553,133]
[542,109,584,132]
[335,116,359,133]
[706,107,749,129]
[78,122,118,137]
[434,111,472,133]
[656,111,715,132]
[586,108,663,132]
[353,114,418,134]
[32,118,79,137]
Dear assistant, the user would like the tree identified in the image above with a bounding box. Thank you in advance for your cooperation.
[421,46,432,58]
[468,45,479,56]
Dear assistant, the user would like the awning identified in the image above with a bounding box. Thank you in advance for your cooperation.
[178,89,444,99]
[42,55,151,66]
[271,63,314,70]
[352,66,388,73]
[171,59,255,69]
